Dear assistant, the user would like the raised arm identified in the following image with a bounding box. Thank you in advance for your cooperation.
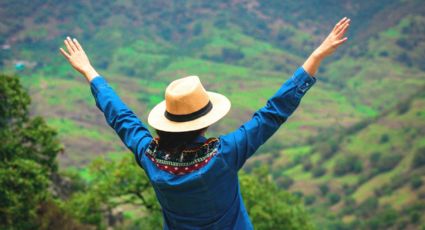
[303,17,350,76]
[219,18,351,171]
[59,37,99,82]
[59,37,152,167]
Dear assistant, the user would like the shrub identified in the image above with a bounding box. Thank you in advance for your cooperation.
[396,101,411,115]
[302,158,313,171]
[304,195,316,206]
[369,152,381,167]
[396,52,412,67]
[356,197,378,218]
[275,175,294,189]
[334,155,363,176]
[379,51,389,57]
[312,166,326,178]
[221,48,244,62]
[412,147,425,168]
[316,141,339,159]
[327,193,341,205]
[292,191,304,199]
[375,154,402,173]
[410,176,422,190]
[341,197,356,215]
[379,134,390,143]
[344,197,356,207]
[319,184,329,195]
[364,207,398,229]
[342,184,355,195]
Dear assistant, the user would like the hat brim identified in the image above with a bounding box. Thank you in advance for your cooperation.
[148,91,231,132]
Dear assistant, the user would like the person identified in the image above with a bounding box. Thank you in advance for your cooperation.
[60,17,350,229]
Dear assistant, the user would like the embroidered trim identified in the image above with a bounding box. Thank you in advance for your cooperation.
[145,137,219,175]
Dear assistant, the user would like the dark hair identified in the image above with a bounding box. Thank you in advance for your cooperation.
[156,127,208,152]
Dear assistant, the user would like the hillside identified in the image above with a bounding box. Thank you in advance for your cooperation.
[249,87,425,228]
[1,0,424,228]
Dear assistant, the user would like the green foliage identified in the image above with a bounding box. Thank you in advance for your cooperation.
[315,141,339,160]
[327,193,341,205]
[302,158,313,171]
[0,74,30,128]
[0,159,49,229]
[240,166,313,230]
[369,152,381,166]
[362,207,398,230]
[37,200,92,230]
[275,175,294,189]
[375,154,402,173]
[65,156,162,229]
[319,184,329,196]
[356,197,378,218]
[312,166,326,178]
[412,147,425,168]
[410,175,423,190]
[0,74,63,229]
[333,155,363,176]
[304,195,316,206]
[0,75,62,173]
[379,134,389,144]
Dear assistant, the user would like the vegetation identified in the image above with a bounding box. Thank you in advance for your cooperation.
[0,74,312,229]
[0,74,83,229]
[1,0,425,229]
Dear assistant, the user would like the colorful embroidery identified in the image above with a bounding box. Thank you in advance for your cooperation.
[145,138,219,175]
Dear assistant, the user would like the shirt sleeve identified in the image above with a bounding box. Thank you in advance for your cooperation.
[218,67,316,171]
[90,76,152,168]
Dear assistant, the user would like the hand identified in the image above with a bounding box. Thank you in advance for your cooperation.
[59,37,99,82]
[313,17,351,59]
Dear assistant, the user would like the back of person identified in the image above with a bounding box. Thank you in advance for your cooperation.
[142,137,245,229]
[59,17,351,229]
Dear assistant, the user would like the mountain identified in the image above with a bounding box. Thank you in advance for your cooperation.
[1,0,424,228]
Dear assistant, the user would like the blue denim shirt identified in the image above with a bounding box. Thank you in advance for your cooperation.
[90,67,316,229]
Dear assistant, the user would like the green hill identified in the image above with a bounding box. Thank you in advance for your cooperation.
[1,0,424,228]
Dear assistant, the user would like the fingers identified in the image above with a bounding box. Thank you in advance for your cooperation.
[64,38,74,54]
[59,48,70,59]
[335,18,350,35]
[66,36,78,52]
[336,21,350,37]
[72,38,84,52]
[334,37,348,46]
[62,36,83,56]
[333,17,348,31]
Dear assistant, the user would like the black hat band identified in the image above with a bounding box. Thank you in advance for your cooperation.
[165,101,213,122]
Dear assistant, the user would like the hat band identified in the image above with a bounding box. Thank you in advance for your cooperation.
[165,101,213,122]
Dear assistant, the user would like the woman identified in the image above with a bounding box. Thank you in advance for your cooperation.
[60,17,350,229]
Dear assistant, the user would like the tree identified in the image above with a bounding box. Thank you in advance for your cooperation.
[0,159,49,229]
[0,74,63,229]
[239,166,313,230]
[65,156,162,229]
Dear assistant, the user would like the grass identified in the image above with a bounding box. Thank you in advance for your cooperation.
[47,118,111,141]
[162,57,251,80]
[283,165,312,181]
[283,146,312,159]
[379,186,416,210]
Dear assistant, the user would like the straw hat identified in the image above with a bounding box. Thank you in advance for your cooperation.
[148,76,231,132]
